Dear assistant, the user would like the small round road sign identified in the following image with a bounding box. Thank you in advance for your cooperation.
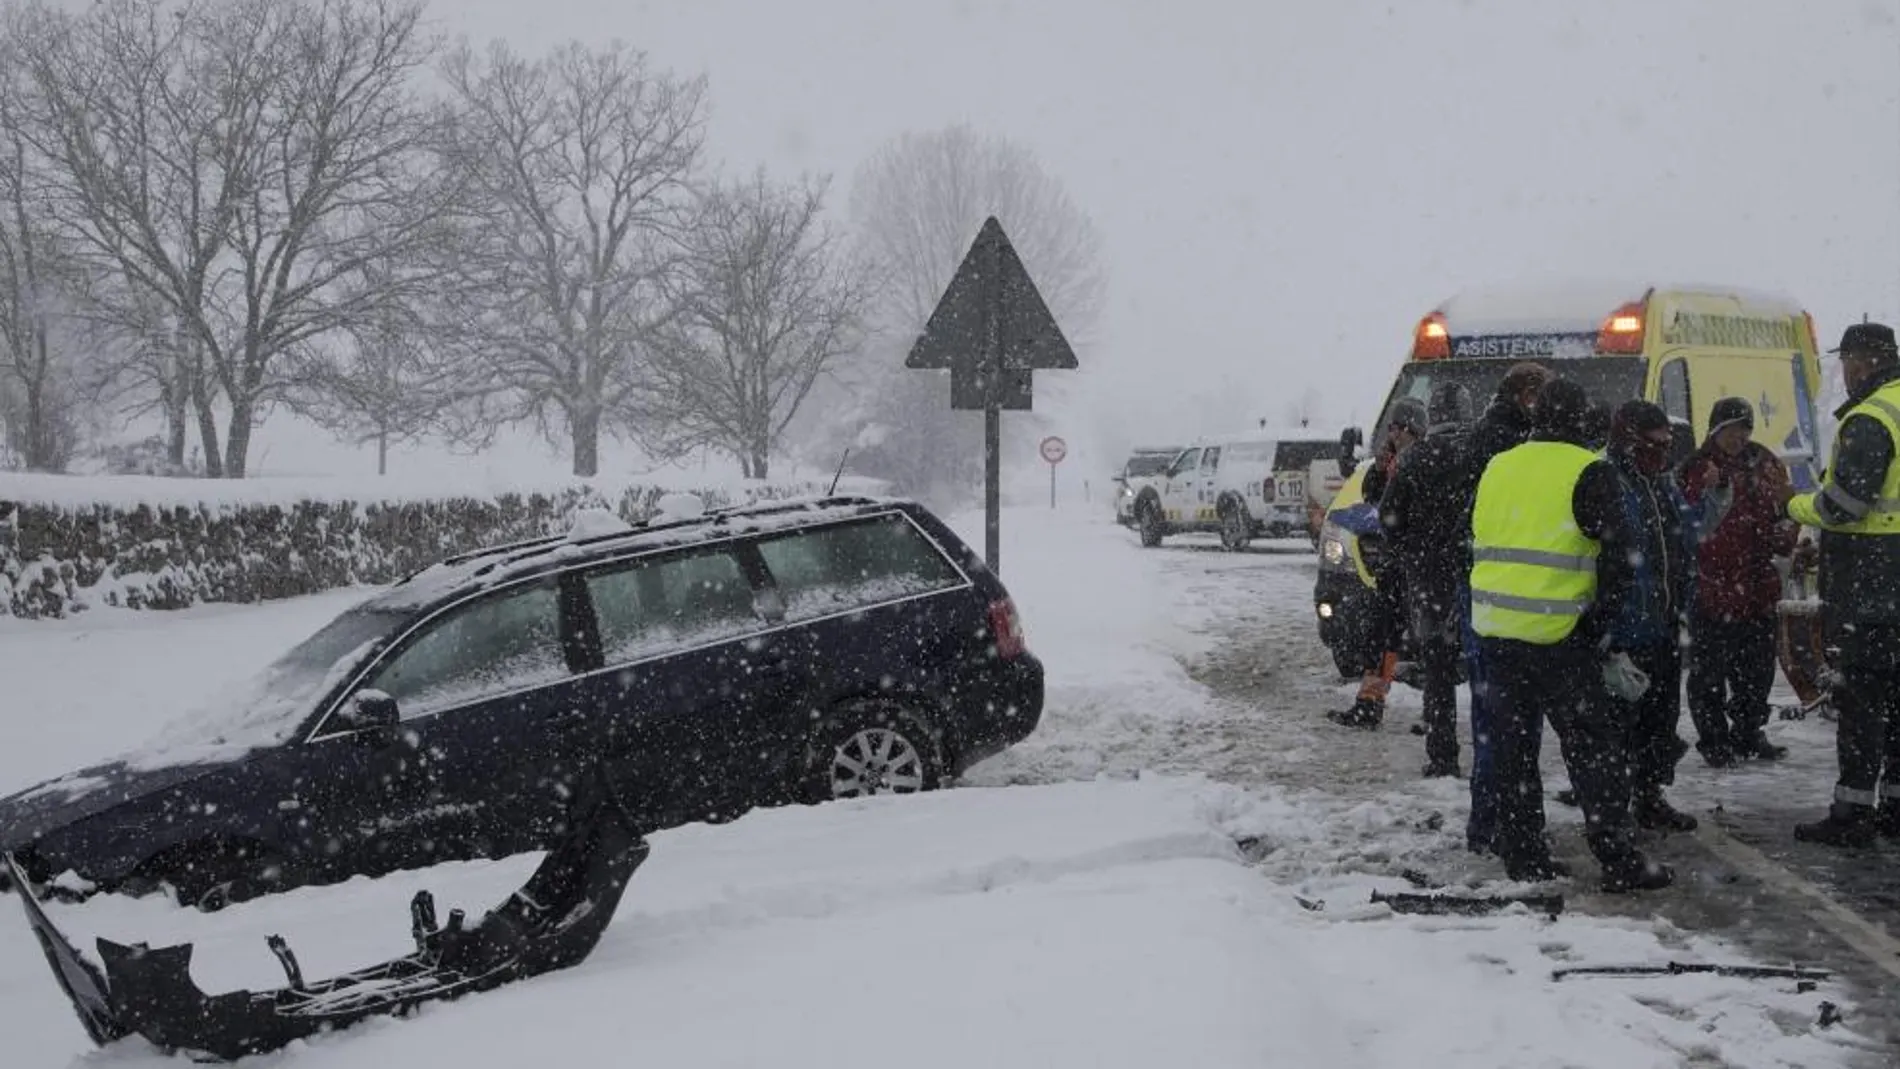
[1039,436,1068,464]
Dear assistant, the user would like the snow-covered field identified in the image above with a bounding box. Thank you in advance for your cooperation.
[0,504,1877,1067]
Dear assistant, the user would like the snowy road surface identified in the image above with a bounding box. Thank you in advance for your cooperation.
[0,504,1888,1067]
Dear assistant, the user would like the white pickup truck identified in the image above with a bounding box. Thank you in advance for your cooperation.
[1129,429,1343,550]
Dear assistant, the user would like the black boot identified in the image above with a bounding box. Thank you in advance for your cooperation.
[1697,741,1736,768]
[1794,803,1877,848]
[1326,697,1383,730]
[1633,792,1698,833]
[1739,730,1788,761]
[1877,802,1900,840]
[1421,757,1461,779]
[1601,855,1674,894]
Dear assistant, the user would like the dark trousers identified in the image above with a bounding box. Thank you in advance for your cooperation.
[1411,593,1462,769]
[1619,641,1688,796]
[1478,636,1638,875]
[1687,615,1776,756]
[1828,622,1900,808]
[1464,592,1512,852]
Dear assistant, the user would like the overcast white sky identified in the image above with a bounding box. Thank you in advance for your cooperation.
[253,0,1900,478]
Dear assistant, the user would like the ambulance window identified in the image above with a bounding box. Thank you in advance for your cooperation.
[1659,359,1692,425]
[1174,448,1202,473]
[1201,447,1221,473]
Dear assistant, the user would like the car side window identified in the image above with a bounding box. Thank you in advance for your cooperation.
[755,515,965,623]
[365,580,569,719]
[584,548,763,666]
[1201,447,1221,474]
[1174,448,1202,474]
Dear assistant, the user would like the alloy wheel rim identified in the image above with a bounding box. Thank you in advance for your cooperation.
[830,728,925,798]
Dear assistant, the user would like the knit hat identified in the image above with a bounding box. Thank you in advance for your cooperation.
[1612,399,1669,441]
[1532,378,1591,443]
[1388,398,1429,438]
[1707,396,1754,438]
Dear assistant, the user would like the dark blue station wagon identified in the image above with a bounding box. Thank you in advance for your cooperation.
[0,496,1044,909]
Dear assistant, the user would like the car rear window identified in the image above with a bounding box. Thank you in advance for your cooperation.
[1273,440,1339,471]
[754,514,966,622]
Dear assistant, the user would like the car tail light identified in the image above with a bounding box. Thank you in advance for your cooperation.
[988,598,1026,659]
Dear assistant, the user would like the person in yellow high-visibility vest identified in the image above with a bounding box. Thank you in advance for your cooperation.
[1791,322,1900,848]
[1468,378,1673,893]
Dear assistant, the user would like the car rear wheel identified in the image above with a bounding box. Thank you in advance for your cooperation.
[804,703,944,804]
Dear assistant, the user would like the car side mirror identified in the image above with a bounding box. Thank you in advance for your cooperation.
[339,689,401,744]
[1338,426,1364,478]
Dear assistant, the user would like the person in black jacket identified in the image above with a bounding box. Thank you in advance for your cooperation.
[1792,322,1900,847]
[1600,401,1698,833]
[1459,361,1554,854]
[1330,399,1428,729]
[1380,382,1475,777]
[1474,378,1669,890]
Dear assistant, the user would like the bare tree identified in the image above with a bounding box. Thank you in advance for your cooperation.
[640,170,867,479]
[283,264,472,474]
[814,124,1108,502]
[0,13,87,472]
[21,0,459,477]
[439,38,707,477]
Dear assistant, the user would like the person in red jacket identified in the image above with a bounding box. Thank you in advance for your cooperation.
[1677,397,1800,765]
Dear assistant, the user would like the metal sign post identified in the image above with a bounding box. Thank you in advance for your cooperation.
[1040,435,1067,508]
[906,217,1078,576]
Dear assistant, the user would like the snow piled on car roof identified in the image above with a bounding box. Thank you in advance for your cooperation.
[372,496,912,612]
[1438,279,1806,337]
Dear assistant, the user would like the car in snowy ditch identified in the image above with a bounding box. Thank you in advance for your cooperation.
[0,495,1044,911]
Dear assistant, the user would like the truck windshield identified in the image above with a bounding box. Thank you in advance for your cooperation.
[1124,455,1174,477]
[1376,356,1649,433]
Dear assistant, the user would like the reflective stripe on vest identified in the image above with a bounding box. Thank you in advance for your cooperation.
[1469,440,1602,644]
[1821,379,1900,531]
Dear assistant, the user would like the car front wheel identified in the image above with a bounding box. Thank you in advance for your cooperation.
[1137,501,1165,547]
[804,703,944,804]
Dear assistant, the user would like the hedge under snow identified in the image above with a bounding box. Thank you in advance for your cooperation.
[0,471,882,620]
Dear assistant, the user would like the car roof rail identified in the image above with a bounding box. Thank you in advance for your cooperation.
[396,494,896,589]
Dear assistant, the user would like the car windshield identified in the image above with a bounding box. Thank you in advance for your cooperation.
[124,606,412,770]
[1124,454,1173,477]
[1376,356,1649,433]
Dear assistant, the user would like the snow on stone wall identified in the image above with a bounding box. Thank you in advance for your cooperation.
[0,473,884,619]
